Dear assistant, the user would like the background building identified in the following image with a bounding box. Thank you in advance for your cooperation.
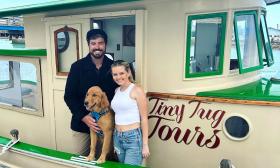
[0,16,24,39]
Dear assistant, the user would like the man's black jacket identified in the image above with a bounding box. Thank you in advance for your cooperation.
[64,54,118,133]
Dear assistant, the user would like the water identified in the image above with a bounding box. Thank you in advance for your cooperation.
[261,49,280,78]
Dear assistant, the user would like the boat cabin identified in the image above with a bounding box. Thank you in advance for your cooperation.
[0,0,280,168]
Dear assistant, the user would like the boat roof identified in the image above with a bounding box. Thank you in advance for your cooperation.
[0,0,278,17]
[0,0,140,17]
[265,0,280,5]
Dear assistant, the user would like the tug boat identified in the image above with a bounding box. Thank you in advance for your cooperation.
[0,0,280,168]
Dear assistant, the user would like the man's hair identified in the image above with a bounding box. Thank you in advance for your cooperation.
[86,29,108,44]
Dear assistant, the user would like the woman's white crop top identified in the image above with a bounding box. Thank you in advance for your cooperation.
[111,83,140,125]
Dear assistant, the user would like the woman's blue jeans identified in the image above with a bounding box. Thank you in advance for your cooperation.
[113,128,143,166]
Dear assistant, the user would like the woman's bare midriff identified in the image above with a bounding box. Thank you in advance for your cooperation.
[115,122,140,132]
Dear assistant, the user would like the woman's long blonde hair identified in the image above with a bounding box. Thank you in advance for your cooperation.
[111,60,134,83]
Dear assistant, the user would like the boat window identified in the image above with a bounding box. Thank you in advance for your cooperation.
[185,12,227,78]
[233,10,263,74]
[91,16,136,80]
[230,30,239,70]
[260,12,274,67]
[0,60,43,116]
[0,61,13,90]
[223,115,250,141]
[54,26,79,76]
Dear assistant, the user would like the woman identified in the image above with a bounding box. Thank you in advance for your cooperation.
[111,60,150,166]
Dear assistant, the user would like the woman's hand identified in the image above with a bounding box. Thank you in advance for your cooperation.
[142,144,150,158]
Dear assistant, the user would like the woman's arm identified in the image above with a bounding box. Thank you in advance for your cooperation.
[133,85,150,158]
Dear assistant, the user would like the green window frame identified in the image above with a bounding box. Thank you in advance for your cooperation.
[260,11,274,67]
[185,12,227,78]
[233,10,263,74]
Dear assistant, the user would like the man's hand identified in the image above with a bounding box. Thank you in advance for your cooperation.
[82,115,101,132]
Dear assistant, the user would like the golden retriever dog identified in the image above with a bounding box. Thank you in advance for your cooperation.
[84,86,114,163]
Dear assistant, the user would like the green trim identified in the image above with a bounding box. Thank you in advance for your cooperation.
[0,136,143,168]
[233,10,263,74]
[260,13,274,67]
[185,12,227,78]
[197,78,280,102]
[0,0,140,17]
[0,136,73,160]
[0,49,47,57]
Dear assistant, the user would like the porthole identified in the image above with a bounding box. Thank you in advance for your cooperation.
[223,115,251,141]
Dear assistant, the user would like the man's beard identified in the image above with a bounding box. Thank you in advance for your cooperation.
[90,49,105,59]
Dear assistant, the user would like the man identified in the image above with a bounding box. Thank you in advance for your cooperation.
[64,29,118,155]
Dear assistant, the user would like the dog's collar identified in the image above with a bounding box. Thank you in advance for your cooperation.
[90,108,109,122]
[89,109,109,137]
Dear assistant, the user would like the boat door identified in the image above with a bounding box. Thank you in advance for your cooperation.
[46,18,88,153]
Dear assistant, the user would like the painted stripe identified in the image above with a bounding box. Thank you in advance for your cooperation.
[0,49,47,57]
[70,156,97,166]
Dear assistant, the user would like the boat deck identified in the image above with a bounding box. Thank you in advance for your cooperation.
[0,136,143,168]
[148,78,280,107]
[197,78,280,102]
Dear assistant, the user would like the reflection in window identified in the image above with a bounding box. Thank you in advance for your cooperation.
[54,26,79,76]
[234,11,263,73]
[260,13,274,67]
[186,13,227,78]
[0,61,13,89]
[20,62,39,110]
[57,31,69,53]
[0,60,42,113]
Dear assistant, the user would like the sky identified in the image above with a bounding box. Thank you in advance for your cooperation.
[266,4,280,29]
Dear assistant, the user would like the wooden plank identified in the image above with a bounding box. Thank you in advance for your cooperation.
[147,92,280,107]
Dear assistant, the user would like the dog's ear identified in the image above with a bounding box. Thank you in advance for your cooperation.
[101,92,109,109]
